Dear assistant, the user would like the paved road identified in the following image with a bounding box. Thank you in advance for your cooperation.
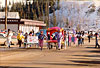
[0,40,100,68]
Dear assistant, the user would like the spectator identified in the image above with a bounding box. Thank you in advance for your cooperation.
[88,34,91,43]
[95,33,100,48]
[71,34,75,44]
[64,31,67,49]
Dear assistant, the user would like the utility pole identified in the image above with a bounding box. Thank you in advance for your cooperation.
[48,0,50,27]
[5,0,7,30]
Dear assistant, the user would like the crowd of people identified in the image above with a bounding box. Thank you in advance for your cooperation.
[6,29,100,50]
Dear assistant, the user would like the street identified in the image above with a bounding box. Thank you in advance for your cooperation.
[0,40,100,68]
[0,0,100,68]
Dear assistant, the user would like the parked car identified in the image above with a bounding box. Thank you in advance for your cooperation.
[0,32,6,37]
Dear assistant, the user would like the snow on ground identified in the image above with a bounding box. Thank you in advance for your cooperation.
[50,1,100,31]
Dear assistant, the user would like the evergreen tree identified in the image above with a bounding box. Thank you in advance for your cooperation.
[36,0,40,20]
[8,0,60,27]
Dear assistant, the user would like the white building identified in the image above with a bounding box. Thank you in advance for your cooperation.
[0,12,46,33]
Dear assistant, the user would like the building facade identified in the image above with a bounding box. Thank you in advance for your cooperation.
[0,12,46,33]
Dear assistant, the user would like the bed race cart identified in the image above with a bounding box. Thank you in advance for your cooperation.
[47,27,64,49]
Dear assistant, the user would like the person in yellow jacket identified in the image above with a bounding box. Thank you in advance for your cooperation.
[17,33,24,48]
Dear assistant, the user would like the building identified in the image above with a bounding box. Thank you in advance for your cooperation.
[0,12,46,33]
[19,19,46,34]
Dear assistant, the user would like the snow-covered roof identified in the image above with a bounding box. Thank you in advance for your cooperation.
[21,19,46,26]
[0,12,20,19]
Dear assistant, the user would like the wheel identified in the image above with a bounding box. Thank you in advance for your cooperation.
[51,45,53,49]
